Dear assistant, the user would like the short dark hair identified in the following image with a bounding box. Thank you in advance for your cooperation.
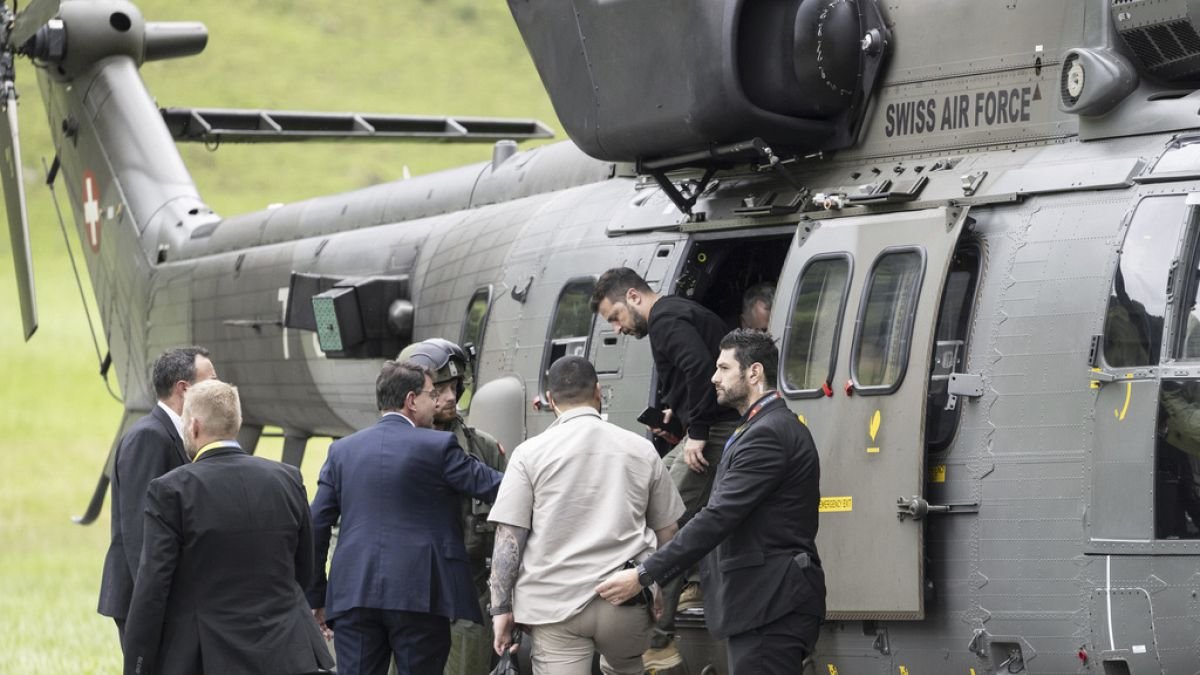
[742,282,775,313]
[152,347,210,400]
[719,329,779,388]
[590,267,652,313]
[377,360,429,411]
[547,355,598,405]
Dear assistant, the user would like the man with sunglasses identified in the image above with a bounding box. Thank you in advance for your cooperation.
[307,359,504,675]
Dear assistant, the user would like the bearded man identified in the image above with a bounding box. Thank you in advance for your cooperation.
[596,329,826,675]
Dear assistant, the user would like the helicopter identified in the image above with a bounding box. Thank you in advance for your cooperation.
[5,0,1200,673]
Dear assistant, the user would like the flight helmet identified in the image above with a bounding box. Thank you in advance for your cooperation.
[397,338,472,399]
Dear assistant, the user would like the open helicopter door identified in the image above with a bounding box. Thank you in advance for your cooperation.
[773,206,969,619]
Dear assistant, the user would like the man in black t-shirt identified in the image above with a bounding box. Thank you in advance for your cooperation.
[591,267,739,669]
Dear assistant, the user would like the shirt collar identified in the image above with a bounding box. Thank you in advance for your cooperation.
[157,400,184,439]
[382,411,417,427]
[192,440,241,463]
[551,406,602,427]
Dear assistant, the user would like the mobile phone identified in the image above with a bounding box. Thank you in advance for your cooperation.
[637,406,684,439]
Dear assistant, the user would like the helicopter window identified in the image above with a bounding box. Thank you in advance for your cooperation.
[1103,196,1186,367]
[1172,212,1200,361]
[541,277,596,394]
[781,255,851,397]
[1156,379,1200,539]
[852,247,926,394]
[926,245,981,452]
[461,286,493,358]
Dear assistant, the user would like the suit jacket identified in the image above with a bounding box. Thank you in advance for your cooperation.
[122,444,333,675]
[642,394,826,638]
[99,405,187,620]
[307,414,503,623]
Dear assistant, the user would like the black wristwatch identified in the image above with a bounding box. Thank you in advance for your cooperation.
[636,563,654,588]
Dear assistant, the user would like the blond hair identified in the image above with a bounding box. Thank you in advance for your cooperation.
[182,379,242,440]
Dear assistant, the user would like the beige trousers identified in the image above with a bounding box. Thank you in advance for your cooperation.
[529,597,652,675]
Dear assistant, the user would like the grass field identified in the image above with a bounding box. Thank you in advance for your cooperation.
[0,2,556,671]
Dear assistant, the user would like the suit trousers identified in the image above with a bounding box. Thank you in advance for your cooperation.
[726,609,821,675]
[333,608,450,675]
[529,597,652,675]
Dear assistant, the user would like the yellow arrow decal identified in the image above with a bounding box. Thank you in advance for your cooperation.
[869,409,881,441]
[1114,375,1132,421]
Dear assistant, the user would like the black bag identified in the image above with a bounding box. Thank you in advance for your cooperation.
[489,629,521,675]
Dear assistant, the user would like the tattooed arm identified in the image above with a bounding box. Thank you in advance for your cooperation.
[489,523,529,655]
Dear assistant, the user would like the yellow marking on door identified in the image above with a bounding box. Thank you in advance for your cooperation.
[869,409,882,441]
[1115,373,1132,421]
[798,413,807,425]
[1090,367,1102,389]
[867,447,881,453]
[899,667,909,675]
[931,464,946,483]
[827,666,839,675]
[820,496,853,512]
[970,669,976,675]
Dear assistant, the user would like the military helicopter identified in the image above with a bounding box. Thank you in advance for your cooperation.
[8,0,1200,672]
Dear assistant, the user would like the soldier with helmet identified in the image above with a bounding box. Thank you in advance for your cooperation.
[397,337,507,674]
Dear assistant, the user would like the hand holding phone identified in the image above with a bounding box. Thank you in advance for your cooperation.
[637,406,684,443]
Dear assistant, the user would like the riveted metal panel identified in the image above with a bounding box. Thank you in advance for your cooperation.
[777,207,968,619]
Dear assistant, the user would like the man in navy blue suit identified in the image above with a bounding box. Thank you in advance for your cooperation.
[307,359,504,675]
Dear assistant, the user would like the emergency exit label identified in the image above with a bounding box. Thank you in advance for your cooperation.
[820,496,853,513]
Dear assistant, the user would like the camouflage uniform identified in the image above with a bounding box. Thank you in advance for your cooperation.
[443,415,506,675]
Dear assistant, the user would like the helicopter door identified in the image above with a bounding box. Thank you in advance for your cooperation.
[774,206,969,619]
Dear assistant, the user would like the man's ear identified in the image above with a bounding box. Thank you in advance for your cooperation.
[749,362,765,384]
[626,287,641,306]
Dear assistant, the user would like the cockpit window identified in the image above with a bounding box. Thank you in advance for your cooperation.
[1171,208,1200,361]
[1103,197,1187,367]
[782,255,851,396]
[852,248,926,393]
[1157,379,1200,539]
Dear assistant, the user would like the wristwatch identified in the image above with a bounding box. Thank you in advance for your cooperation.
[635,562,654,588]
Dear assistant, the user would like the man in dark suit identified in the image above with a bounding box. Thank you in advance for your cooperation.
[123,379,332,675]
[98,347,216,645]
[307,360,504,675]
[597,329,826,674]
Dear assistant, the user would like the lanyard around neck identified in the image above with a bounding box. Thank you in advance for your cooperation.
[724,391,781,451]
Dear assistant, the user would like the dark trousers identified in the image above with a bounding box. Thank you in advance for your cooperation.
[655,419,738,642]
[726,610,820,675]
[332,608,450,675]
[114,617,125,647]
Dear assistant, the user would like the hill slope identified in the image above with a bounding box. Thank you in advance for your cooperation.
[0,2,558,670]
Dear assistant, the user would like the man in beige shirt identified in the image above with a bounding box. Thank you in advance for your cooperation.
[488,356,684,675]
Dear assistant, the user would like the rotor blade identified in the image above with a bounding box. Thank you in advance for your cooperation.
[11,0,60,46]
[0,87,37,339]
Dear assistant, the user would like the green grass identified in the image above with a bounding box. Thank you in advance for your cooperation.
[0,1,556,670]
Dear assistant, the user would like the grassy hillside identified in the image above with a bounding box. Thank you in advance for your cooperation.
[0,1,557,670]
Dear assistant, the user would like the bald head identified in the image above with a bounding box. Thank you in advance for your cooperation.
[182,380,242,458]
